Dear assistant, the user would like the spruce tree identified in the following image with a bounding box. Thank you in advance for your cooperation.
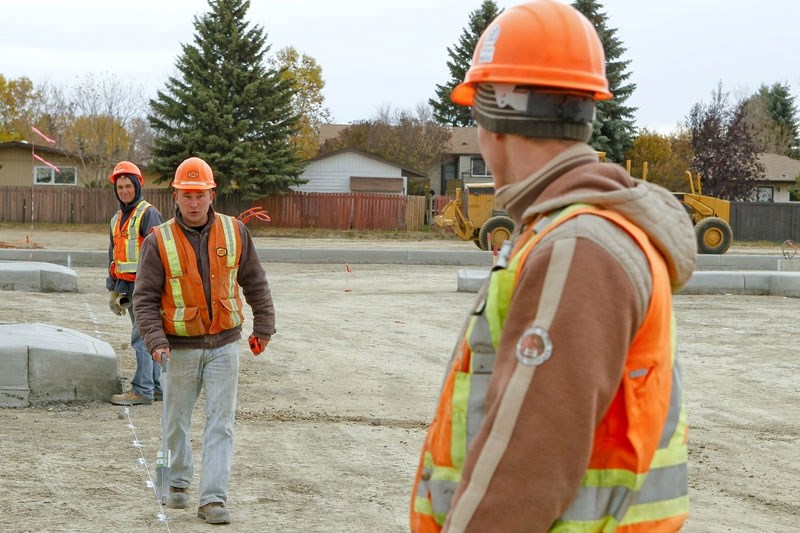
[572,0,636,163]
[429,1,501,127]
[148,0,304,197]
[759,82,800,158]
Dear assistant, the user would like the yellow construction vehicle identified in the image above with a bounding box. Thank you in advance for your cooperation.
[636,162,732,254]
[434,181,513,251]
[675,170,733,254]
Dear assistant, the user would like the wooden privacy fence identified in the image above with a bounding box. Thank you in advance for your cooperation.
[730,202,800,242]
[0,187,429,231]
[252,192,426,230]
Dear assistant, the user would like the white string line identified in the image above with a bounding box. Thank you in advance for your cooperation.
[123,406,173,531]
[77,292,103,337]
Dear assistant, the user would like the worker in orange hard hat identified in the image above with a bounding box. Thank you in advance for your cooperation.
[410,1,696,531]
[107,160,164,406]
[133,156,275,524]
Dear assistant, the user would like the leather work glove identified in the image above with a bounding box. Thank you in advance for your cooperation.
[109,291,126,316]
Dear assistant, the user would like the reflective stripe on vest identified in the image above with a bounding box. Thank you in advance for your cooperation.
[154,214,244,337]
[411,205,688,532]
[110,200,151,279]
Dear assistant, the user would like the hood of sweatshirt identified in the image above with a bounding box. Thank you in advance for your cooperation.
[501,144,697,290]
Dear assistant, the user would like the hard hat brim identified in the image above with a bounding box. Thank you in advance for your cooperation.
[451,82,475,106]
[171,182,215,190]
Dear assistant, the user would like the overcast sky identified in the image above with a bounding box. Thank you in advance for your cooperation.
[2,0,798,134]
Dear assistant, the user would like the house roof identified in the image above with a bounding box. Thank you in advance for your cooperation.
[449,127,480,154]
[318,124,481,157]
[758,153,800,183]
[0,140,73,158]
[307,148,426,177]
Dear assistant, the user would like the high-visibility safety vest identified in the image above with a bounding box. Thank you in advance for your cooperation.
[110,200,152,281]
[411,205,689,532]
[154,214,244,337]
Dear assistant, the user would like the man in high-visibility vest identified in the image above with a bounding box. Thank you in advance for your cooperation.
[107,161,164,406]
[410,1,697,531]
[133,156,276,525]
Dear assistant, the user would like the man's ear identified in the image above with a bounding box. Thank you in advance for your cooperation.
[172,190,178,202]
[210,190,216,202]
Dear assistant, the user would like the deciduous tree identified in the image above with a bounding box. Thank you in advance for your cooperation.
[148,0,304,197]
[625,128,694,192]
[269,46,332,161]
[320,104,451,195]
[687,83,763,201]
[741,82,799,158]
[0,75,42,142]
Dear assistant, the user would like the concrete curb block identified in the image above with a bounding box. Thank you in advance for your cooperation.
[4,248,794,268]
[0,323,118,407]
[257,248,494,265]
[0,250,106,267]
[0,248,496,267]
[0,261,78,292]
[456,268,800,297]
[679,271,800,297]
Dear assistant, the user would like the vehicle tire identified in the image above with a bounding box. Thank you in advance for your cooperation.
[479,216,514,252]
[473,238,484,250]
[695,217,732,254]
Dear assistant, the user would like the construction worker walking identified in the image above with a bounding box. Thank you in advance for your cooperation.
[410,1,697,531]
[107,161,164,406]
[133,156,276,524]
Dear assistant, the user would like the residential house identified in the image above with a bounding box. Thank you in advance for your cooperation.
[431,126,486,196]
[0,141,169,189]
[754,153,800,203]
[318,124,487,197]
[0,141,87,187]
[293,148,424,195]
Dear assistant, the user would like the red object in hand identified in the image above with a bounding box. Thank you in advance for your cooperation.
[248,335,265,355]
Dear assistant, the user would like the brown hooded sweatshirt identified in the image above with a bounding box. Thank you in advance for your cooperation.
[133,206,276,354]
[441,144,696,532]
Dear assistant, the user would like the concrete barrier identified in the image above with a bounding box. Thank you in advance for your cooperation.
[0,248,789,269]
[0,261,78,292]
[0,250,105,268]
[456,268,800,297]
[0,248,495,267]
[0,323,118,407]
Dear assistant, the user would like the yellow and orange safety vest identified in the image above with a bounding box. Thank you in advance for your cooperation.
[154,214,244,337]
[411,205,688,532]
[110,200,152,281]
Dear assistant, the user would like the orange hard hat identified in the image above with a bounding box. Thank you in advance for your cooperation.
[108,161,144,186]
[451,0,612,106]
[172,157,216,190]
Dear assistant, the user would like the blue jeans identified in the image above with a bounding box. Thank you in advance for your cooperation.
[164,341,239,506]
[129,306,161,399]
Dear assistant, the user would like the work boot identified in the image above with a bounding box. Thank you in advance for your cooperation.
[153,391,163,402]
[109,391,152,406]
[167,486,190,509]
[197,502,230,524]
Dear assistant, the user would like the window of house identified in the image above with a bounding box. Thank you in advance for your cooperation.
[442,161,456,180]
[756,186,774,203]
[34,166,77,185]
[470,157,491,177]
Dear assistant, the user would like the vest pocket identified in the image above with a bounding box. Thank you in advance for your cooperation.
[218,297,243,328]
[164,305,203,336]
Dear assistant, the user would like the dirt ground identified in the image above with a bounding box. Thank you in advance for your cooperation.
[0,228,798,532]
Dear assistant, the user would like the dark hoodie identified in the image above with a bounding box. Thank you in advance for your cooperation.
[106,176,163,293]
